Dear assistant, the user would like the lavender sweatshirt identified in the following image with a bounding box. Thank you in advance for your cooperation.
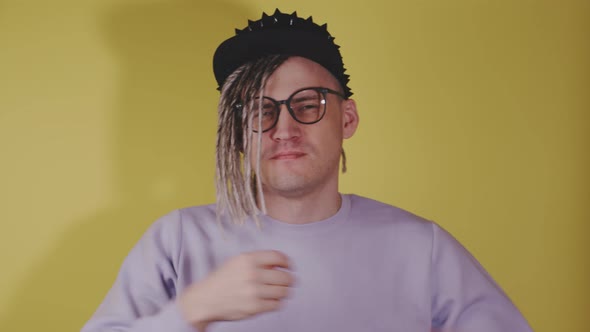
[82,194,533,332]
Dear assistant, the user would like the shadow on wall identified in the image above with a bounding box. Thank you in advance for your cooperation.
[0,1,252,331]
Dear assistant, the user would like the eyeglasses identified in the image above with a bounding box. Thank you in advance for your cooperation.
[242,87,345,133]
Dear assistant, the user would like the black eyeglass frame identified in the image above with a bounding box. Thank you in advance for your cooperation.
[242,87,346,133]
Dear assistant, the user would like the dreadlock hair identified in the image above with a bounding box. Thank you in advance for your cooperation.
[215,55,349,226]
[216,54,289,226]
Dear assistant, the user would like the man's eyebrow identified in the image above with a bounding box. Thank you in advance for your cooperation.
[292,95,317,103]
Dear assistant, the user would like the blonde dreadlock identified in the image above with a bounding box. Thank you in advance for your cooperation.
[216,55,289,226]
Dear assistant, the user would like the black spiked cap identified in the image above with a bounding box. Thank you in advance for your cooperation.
[213,9,352,97]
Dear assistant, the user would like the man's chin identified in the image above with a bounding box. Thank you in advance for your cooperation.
[261,175,311,196]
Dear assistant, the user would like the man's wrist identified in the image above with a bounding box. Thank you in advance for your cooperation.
[177,292,212,331]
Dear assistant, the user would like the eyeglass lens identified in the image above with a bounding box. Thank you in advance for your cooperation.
[251,88,326,132]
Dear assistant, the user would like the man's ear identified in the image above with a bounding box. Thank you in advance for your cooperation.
[341,99,359,139]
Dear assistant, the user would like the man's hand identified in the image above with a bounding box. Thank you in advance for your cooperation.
[177,250,294,331]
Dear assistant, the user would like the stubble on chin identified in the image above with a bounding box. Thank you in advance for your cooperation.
[258,164,311,196]
[259,157,340,198]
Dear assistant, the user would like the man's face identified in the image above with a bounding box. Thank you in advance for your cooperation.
[250,56,359,198]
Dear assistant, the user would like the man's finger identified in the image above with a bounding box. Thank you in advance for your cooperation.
[250,250,291,269]
[254,299,282,313]
[257,284,290,300]
[259,268,295,286]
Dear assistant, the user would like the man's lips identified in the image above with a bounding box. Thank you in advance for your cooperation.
[269,151,306,160]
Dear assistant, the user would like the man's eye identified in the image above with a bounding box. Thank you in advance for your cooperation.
[296,103,319,112]
[253,110,275,119]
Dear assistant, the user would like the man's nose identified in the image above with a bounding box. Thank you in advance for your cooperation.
[269,104,301,141]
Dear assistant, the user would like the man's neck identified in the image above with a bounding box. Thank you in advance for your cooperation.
[260,187,342,224]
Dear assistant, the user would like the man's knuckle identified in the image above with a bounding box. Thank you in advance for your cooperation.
[269,300,281,311]
[243,267,258,282]
[245,284,260,298]
[281,287,290,298]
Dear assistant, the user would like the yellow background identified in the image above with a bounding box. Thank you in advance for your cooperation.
[1,0,588,331]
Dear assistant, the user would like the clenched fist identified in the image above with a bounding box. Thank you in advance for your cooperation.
[177,250,294,331]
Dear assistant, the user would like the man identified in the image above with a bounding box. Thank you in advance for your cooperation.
[82,9,533,332]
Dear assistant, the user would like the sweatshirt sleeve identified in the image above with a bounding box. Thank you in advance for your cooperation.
[81,210,198,332]
[430,223,534,332]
